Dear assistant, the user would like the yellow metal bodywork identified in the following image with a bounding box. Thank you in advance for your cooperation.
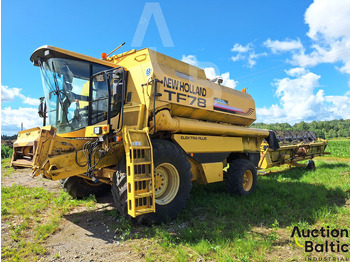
[153,110,269,137]
[106,48,258,127]
[25,46,268,185]
[11,127,42,168]
[172,134,263,184]
[172,134,243,184]
[12,125,123,181]
[201,162,224,183]
[172,134,244,153]
[13,127,42,146]
[30,45,117,68]
[11,45,329,219]
[28,46,264,135]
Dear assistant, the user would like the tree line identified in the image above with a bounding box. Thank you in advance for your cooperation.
[251,119,350,139]
[1,120,350,141]
[1,134,18,141]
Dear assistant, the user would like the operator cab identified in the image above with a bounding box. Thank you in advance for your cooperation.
[30,46,126,134]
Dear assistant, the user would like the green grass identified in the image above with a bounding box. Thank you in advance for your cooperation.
[1,145,13,159]
[1,185,97,261]
[1,158,15,177]
[106,158,350,261]
[324,139,350,158]
[118,142,350,261]
[138,161,350,261]
[1,139,350,261]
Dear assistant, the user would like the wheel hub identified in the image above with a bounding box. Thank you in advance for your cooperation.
[243,170,253,191]
[152,163,180,205]
[154,168,169,197]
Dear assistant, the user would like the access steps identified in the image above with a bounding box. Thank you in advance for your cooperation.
[123,127,155,217]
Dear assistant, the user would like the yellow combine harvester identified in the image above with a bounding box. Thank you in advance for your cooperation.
[11,45,327,223]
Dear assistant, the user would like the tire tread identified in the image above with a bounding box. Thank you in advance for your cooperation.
[226,158,257,196]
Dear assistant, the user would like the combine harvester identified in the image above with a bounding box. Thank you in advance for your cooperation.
[11,45,327,223]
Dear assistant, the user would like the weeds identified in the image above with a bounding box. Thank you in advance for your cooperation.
[1,145,13,159]
[1,140,349,261]
[1,185,96,261]
[324,140,350,158]
[111,158,350,261]
[1,158,15,177]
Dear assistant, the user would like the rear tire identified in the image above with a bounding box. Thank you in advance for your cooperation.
[226,159,257,196]
[111,140,192,224]
[60,176,111,199]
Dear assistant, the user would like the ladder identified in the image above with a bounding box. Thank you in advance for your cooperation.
[122,127,155,217]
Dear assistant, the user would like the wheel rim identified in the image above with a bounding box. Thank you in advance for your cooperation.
[243,170,253,191]
[153,163,180,205]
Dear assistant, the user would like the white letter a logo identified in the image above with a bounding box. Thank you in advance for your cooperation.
[131,2,174,47]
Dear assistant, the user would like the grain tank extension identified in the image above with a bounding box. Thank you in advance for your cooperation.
[11,46,327,223]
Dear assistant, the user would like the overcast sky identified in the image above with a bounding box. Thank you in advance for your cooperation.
[2,0,350,135]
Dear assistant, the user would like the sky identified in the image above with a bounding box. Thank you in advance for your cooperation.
[1,0,350,135]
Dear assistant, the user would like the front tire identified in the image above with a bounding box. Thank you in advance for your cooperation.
[60,176,111,199]
[112,140,192,224]
[111,159,128,216]
[226,159,257,196]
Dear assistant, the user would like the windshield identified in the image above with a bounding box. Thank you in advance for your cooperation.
[39,57,113,134]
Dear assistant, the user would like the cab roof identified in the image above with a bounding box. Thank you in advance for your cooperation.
[30,45,117,67]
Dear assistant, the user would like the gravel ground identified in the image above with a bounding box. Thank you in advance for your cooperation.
[1,168,149,262]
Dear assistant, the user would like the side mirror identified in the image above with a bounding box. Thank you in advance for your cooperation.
[112,79,123,102]
[38,97,47,126]
[112,69,124,100]
[38,97,46,118]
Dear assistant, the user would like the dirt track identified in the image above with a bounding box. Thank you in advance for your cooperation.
[1,168,149,262]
